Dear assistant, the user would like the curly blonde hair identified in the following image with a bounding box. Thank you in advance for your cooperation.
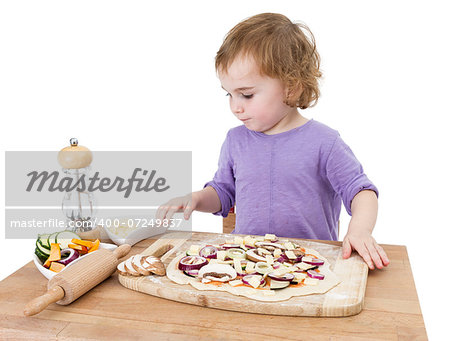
[216,13,322,109]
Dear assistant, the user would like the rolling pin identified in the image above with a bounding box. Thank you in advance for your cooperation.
[24,244,131,316]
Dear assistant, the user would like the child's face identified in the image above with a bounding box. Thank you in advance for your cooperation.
[219,55,297,134]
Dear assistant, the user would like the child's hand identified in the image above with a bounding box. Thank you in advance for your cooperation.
[156,194,197,221]
[156,187,222,222]
[342,230,390,270]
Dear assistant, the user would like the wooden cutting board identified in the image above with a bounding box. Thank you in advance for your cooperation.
[118,231,368,317]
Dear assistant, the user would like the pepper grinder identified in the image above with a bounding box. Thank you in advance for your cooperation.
[58,138,96,232]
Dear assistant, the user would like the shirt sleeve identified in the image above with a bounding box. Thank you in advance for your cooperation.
[204,131,236,217]
[325,135,378,215]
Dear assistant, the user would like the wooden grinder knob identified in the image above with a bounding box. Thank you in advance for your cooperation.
[24,244,131,316]
[57,138,93,169]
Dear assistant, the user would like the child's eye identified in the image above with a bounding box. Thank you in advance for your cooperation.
[225,93,253,99]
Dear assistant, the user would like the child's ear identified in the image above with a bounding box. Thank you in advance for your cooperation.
[284,82,303,107]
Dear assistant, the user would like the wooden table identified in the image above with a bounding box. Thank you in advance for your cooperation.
[0,232,428,340]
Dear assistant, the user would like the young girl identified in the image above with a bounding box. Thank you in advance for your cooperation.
[156,13,389,270]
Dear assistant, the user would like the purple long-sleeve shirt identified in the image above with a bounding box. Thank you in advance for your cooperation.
[204,119,378,241]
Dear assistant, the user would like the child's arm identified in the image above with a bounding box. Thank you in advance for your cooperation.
[156,186,222,221]
[342,190,390,270]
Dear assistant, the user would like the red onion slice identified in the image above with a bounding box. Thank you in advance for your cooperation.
[199,246,218,259]
[267,272,295,282]
[184,270,199,277]
[242,274,265,287]
[307,270,325,280]
[276,254,290,263]
[303,258,324,266]
[178,256,208,271]
[57,248,80,266]
[293,255,304,263]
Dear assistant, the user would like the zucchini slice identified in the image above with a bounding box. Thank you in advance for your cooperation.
[56,230,81,250]
[48,232,58,246]
[35,247,49,263]
[38,233,51,249]
[36,240,51,256]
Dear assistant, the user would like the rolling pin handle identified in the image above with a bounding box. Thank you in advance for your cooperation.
[113,244,131,259]
[23,285,65,316]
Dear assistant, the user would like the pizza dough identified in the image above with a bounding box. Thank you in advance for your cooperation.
[166,236,341,302]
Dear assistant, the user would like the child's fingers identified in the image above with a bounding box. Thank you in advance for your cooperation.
[353,242,374,270]
[155,205,168,221]
[183,203,194,220]
[165,203,183,221]
[342,238,352,259]
[375,244,390,266]
[366,242,384,269]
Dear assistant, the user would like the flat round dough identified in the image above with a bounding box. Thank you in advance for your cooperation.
[167,246,341,302]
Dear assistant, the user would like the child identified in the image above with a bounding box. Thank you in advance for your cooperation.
[156,13,389,270]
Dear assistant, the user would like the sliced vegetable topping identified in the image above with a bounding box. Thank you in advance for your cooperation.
[255,262,273,275]
[267,272,295,282]
[307,270,325,280]
[254,241,286,251]
[198,263,237,282]
[242,274,265,288]
[246,249,269,262]
[226,248,246,259]
[178,255,208,271]
[199,245,218,259]
[184,269,199,277]
[276,254,291,264]
[269,278,290,290]
[178,234,327,291]
[302,258,324,266]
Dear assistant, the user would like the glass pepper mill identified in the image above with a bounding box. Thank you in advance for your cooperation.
[57,138,96,233]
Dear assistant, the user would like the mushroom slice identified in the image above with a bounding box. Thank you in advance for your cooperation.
[254,241,286,252]
[131,254,151,276]
[124,256,140,276]
[142,255,166,276]
[117,260,128,276]
[256,248,272,257]
[245,249,268,262]
[198,263,237,282]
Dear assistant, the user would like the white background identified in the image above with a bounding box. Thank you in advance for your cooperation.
[1,0,449,339]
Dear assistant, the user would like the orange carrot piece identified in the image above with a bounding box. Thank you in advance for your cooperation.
[43,258,52,268]
[68,244,88,254]
[48,243,61,262]
[88,239,100,253]
[49,262,65,273]
[71,238,93,248]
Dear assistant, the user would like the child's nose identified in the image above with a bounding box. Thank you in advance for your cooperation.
[231,101,244,115]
